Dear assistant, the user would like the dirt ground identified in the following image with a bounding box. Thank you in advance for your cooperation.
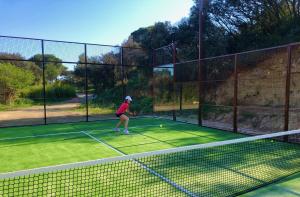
[0,102,85,126]
[0,94,90,127]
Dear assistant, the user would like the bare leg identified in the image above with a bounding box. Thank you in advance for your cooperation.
[124,117,129,129]
[120,115,129,133]
[115,119,124,128]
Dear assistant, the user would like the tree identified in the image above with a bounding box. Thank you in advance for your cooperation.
[207,0,300,52]
[0,63,34,104]
[153,68,174,104]
[131,22,175,50]
[129,0,300,59]
[122,37,150,66]
[74,52,119,95]
[29,54,66,82]
[0,53,42,84]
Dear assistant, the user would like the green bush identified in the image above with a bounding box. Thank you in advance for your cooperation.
[24,82,76,101]
[130,97,153,114]
[0,98,35,111]
[14,98,34,105]
[0,63,34,104]
[88,86,123,109]
[88,86,153,114]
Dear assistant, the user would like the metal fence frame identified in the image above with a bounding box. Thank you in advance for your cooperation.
[0,35,299,135]
[0,35,150,127]
[153,41,300,138]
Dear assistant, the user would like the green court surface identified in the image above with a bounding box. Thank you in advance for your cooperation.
[0,117,299,196]
[242,173,300,197]
[0,117,243,173]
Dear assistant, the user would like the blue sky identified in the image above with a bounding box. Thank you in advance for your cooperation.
[0,0,194,45]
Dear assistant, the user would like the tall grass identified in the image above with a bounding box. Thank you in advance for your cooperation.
[23,83,76,102]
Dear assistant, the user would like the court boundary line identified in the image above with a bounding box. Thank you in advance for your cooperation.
[196,154,300,197]
[81,131,124,155]
[1,129,299,179]
[85,128,300,197]
[274,185,300,196]
[134,128,230,147]
[0,131,82,141]
[0,122,185,142]
[271,172,300,196]
[86,120,229,149]
[81,130,197,197]
[173,139,300,196]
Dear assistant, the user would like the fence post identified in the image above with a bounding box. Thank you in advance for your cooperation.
[121,47,126,98]
[198,60,203,126]
[179,83,183,113]
[172,43,177,121]
[197,0,207,126]
[233,54,238,132]
[84,44,89,122]
[41,40,47,125]
[151,49,156,116]
[284,45,292,141]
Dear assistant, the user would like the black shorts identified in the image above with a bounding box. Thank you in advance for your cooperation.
[116,113,124,118]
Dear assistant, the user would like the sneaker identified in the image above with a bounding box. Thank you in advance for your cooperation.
[124,129,129,135]
[114,128,120,132]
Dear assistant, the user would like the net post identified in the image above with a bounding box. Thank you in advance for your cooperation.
[172,42,177,121]
[284,45,292,141]
[233,54,238,132]
[84,43,89,122]
[41,40,47,125]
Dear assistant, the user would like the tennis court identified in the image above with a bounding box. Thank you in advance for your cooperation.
[0,117,299,196]
[0,117,243,173]
[242,173,300,196]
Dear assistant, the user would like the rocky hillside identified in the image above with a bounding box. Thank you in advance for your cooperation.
[204,44,300,132]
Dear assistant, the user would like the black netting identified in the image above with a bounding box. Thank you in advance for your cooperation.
[153,65,175,119]
[45,63,86,124]
[125,66,153,116]
[1,131,299,196]
[289,44,300,130]
[43,41,85,63]
[87,64,123,121]
[174,60,199,123]
[154,45,173,66]
[237,47,287,133]
[0,59,44,127]
[86,45,120,65]
[200,56,235,131]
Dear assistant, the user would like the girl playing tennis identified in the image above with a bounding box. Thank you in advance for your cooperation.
[114,96,133,134]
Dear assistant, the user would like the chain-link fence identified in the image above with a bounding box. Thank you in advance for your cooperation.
[0,36,151,127]
[1,35,299,138]
[153,42,300,137]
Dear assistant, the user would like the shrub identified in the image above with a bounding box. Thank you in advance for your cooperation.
[130,97,153,114]
[24,82,76,101]
[88,87,153,114]
[88,86,123,109]
[0,63,34,104]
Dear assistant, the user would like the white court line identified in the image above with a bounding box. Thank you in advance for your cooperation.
[274,185,300,196]
[0,122,185,142]
[78,122,185,135]
[1,129,299,179]
[81,130,197,197]
[1,129,299,197]
[0,131,82,141]
[81,131,124,155]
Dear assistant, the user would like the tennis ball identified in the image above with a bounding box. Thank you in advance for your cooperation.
[160,124,163,128]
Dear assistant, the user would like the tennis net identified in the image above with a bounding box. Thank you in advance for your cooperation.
[0,130,300,196]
